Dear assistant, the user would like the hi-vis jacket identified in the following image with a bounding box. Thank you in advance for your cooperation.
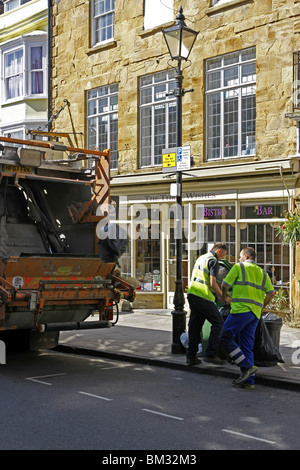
[187,252,216,302]
[222,260,274,318]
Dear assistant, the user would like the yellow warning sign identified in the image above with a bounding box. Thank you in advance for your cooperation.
[162,152,176,168]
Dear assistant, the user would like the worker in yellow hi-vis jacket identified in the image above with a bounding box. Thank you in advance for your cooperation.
[186,242,230,366]
[220,246,275,389]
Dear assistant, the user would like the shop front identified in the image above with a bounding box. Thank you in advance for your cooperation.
[110,159,298,312]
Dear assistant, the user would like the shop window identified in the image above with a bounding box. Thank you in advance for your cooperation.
[92,0,115,47]
[139,70,177,167]
[205,47,256,160]
[240,202,289,290]
[136,239,161,291]
[119,244,131,280]
[191,204,236,266]
[144,0,173,30]
[87,84,118,169]
[117,206,161,292]
[167,226,189,293]
[240,224,289,289]
[135,208,161,291]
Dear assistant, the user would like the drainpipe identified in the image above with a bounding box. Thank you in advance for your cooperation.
[47,0,52,131]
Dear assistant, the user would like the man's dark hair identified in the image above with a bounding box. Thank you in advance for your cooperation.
[241,246,256,260]
[212,243,228,252]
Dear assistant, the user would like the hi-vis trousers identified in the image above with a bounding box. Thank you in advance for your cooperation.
[219,311,259,384]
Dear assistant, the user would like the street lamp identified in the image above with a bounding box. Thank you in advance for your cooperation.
[162,7,198,353]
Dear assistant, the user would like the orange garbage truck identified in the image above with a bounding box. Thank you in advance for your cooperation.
[0,132,135,350]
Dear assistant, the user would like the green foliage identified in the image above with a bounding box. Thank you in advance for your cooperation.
[276,211,300,246]
[269,288,289,311]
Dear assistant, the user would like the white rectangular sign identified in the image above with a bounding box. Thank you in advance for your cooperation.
[176,146,191,171]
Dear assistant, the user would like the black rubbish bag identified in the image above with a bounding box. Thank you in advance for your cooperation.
[254,317,284,367]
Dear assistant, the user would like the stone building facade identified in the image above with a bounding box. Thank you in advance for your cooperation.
[50,0,300,318]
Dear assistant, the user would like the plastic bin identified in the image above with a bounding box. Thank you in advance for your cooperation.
[262,313,283,350]
[200,320,227,359]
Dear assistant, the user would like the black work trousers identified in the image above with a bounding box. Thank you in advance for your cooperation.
[187,293,224,359]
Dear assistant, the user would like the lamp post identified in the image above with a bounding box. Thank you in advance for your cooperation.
[162,7,198,353]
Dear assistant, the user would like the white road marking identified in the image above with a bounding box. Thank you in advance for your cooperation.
[25,373,67,386]
[78,391,113,401]
[142,408,184,421]
[222,429,277,445]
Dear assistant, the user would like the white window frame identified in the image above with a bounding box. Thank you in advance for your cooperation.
[3,0,32,12]
[205,47,256,161]
[91,0,115,47]
[86,84,119,170]
[139,70,177,168]
[1,36,47,104]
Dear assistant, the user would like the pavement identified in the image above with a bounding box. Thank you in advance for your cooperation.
[57,309,300,392]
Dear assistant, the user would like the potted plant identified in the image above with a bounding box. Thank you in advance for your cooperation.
[275,210,300,246]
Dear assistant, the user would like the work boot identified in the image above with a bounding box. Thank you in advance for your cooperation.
[186,357,201,366]
[232,366,258,385]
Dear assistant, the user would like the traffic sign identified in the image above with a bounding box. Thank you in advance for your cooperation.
[162,148,177,173]
[162,146,191,172]
[177,146,190,171]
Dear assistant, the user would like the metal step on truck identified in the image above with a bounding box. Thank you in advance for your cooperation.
[0,131,135,350]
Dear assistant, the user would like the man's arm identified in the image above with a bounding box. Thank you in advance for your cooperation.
[221,281,231,304]
[263,291,275,308]
[211,276,231,304]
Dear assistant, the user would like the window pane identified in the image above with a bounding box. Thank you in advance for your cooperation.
[207,92,221,160]
[31,71,43,94]
[206,57,222,71]
[206,70,221,91]
[168,102,177,148]
[88,99,97,115]
[110,113,118,170]
[154,104,165,165]
[140,107,152,167]
[31,46,42,69]
[242,63,256,83]
[224,66,239,87]
[154,84,166,102]
[141,87,152,105]
[241,91,256,155]
[224,92,238,157]
[87,117,97,149]
[224,51,239,66]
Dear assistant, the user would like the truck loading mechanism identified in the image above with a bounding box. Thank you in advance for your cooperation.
[0,132,136,350]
